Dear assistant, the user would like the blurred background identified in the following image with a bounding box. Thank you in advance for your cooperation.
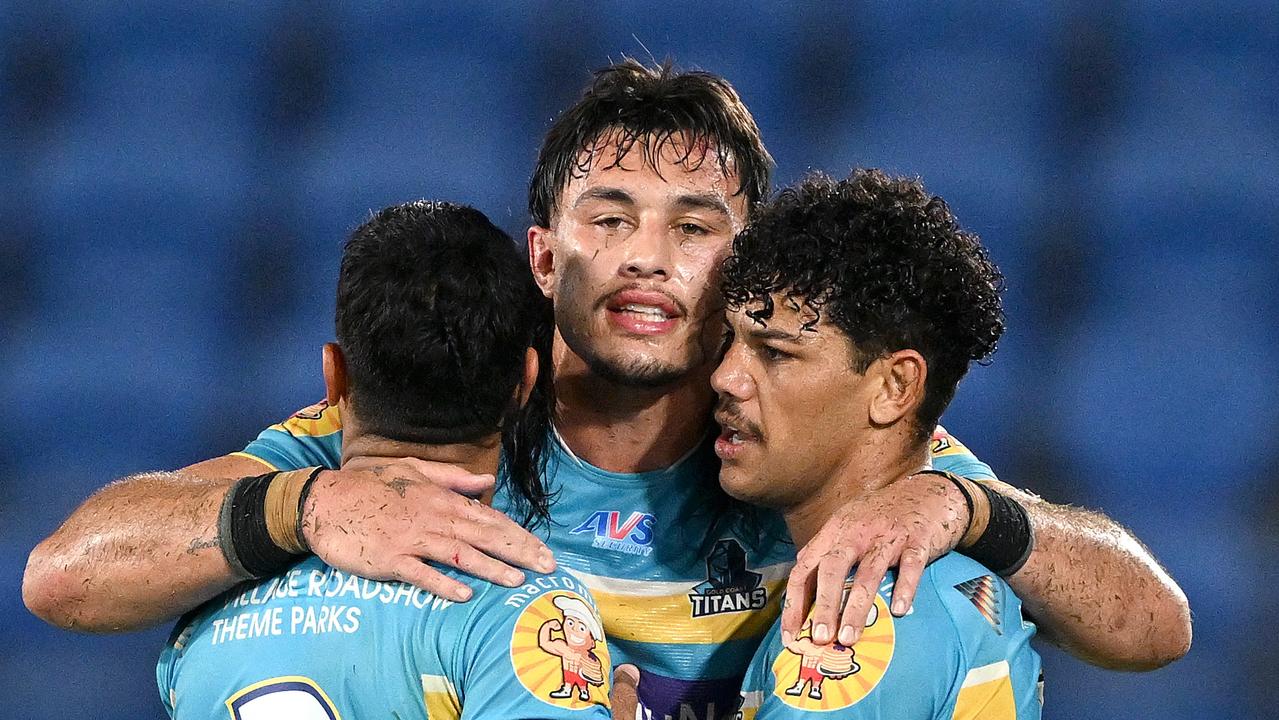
[2,1,1273,718]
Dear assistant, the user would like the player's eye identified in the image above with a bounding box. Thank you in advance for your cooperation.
[678,222,709,236]
[595,216,625,230]
[761,345,791,362]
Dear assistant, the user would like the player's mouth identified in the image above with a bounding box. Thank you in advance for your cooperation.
[605,289,682,336]
[713,412,762,460]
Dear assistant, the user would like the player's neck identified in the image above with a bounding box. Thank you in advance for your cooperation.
[340,421,502,479]
[551,337,715,474]
[783,434,929,548]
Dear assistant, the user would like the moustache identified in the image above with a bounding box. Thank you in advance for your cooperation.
[713,400,763,439]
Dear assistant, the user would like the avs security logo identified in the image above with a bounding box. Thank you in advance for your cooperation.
[689,539,767,617]
[570,511,655,557]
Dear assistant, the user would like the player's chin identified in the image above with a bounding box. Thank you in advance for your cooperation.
[589,345,700,388]
[717,465,768,504]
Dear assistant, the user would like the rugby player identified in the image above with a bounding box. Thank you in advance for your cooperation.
[159,201,612,719]
[715,170,1039,718]
[26,61,1189,720]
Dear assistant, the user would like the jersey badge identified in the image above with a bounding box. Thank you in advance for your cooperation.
[771,590,894,711]
[689,539,768,618]
[954,575,1003,634]
[510,589,612,710]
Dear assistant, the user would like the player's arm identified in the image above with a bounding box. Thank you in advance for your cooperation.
[24,419,554,633]
[978,479,1191,671]
[23,454,260,633]
[783,446,1190,671]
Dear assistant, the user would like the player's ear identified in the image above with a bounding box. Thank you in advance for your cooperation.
[528,225,557,299]
[868,349,926,427]
[514,346,539,409]
[322,343,349,406]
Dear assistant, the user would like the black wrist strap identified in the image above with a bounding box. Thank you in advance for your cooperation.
[294,467,325,553]
[966,481,1035,577]
[218,472,303,579]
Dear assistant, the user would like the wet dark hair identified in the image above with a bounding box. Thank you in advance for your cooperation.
[529,58,774,227]
[722,169,1005,439]
[336,201,554,525]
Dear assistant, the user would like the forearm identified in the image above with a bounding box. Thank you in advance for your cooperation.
[990,480,1192,670]
[22,455,264,633]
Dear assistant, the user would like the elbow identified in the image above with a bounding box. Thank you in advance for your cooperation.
[22,548,79,630]
[1106,585,1193,672]
[22,543,104,633]
[1141,587,1193,670]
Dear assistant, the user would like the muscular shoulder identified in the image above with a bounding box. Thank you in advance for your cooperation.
[930,425,997,481]
[922,555,1043,718]
[236,401,344,471]
[923,554,1026,643]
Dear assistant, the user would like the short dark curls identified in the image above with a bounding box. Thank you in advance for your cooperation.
[336,201,553,524]
[722,169,1005,438]
[529,58,773,227]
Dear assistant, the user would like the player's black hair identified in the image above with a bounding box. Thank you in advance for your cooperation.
[529,58,774,227]
[722,169,1005,440]
[336,201,554,525]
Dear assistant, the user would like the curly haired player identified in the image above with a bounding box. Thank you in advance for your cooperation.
[719,170,1038,718]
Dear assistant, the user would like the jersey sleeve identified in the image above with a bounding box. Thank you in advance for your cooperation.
[930,425,998,482]
[447,573,612,720]
[235,400,344,471]
[933,563,1043,720]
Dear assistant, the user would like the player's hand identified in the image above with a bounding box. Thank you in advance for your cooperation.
[782,471,969,647]
[610,664,640,719]
[300,458,556,602]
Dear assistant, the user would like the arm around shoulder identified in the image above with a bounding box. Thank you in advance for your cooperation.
[22,453,268,633]
[989,479,1192,671]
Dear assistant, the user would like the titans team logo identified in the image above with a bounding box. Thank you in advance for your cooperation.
[689,539,768,617]
[570,510,655,556]
[509,590,612,710]
[771,590,894,711]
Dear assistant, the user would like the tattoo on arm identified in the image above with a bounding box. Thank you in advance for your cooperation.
[186,537,220,555]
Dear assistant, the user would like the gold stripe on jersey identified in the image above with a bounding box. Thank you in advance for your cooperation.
[421,673,461,720]
[588,579,786,645]
[951,660,1016,720]
[228,451,279,471]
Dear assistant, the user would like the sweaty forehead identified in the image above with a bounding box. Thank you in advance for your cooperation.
[561,131,747,218]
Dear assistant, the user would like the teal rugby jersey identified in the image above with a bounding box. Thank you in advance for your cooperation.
[737,557,1042,720]
[157,555,612,719]
[238,401,997,720]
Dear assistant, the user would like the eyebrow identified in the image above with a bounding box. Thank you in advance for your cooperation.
[746,325,806,343]
[571,187,731,219]
[673,193,731,218]
[572,186,635,209]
